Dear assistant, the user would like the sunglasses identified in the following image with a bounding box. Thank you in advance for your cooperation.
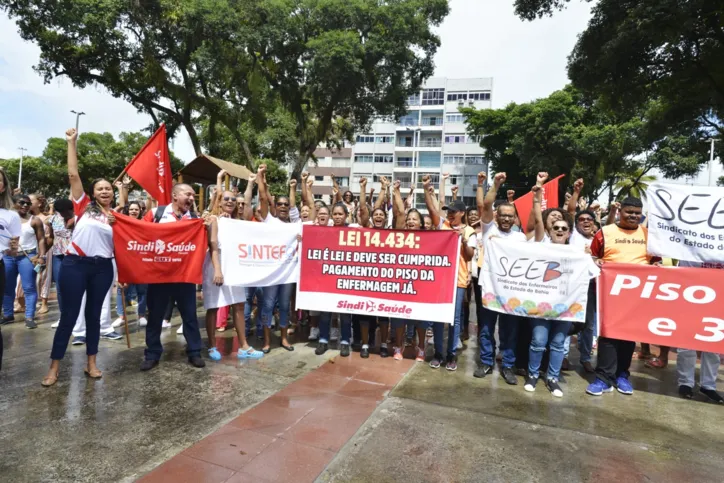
[17,201,31,207]
[276,202,290,207]
[552,226,569,232]
[222,196,237,202]
[577,216,594,222]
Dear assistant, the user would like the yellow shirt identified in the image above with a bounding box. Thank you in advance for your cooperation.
[594,224,652,265]
[442,221,475,288]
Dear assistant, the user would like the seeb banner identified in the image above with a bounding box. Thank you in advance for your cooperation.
[297,225,459,323]
[480,238,599,322]
[647,182,724,263]
[598,263,724,353]
[218,217,300,287]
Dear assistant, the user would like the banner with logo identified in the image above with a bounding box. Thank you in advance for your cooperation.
[647,182,724,263]
[218,217,300,287]
[296,225,459,323]
[112,212,206,284]
[480,237,599,322]
[598,263,724,353]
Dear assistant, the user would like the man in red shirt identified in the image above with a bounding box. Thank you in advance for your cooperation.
[140,184,205,371]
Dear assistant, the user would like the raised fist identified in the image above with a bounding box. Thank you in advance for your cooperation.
[65,128,78,143]
[494,172,506,186]
[289,179,297,188]
[359,177,368,187]
[573,178,584,192]
[422,175,432,188]
[301,171,309,180]
[393,179,401,190]
[536,172,549,185]
[477,172,487,184]
[506,189,515,201]
[442,172,450,180]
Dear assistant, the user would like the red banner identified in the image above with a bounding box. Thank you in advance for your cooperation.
[297,226,460,323]
[514,175,564,230]
[598,263,724,353]
[124,125,173,205]
[112,212,207,284]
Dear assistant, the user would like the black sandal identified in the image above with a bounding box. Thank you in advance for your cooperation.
[280,342,295,352]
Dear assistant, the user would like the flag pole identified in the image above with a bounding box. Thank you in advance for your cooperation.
[113,123,166,184]
[121,287,131,349]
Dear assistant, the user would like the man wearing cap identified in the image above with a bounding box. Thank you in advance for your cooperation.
[474,172,528,384]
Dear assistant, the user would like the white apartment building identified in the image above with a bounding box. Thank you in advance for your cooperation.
[309,77,492,210]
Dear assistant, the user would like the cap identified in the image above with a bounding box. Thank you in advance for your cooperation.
[442,200,466,212]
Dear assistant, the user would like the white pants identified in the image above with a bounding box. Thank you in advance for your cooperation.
[72,260,116,337]
[677,349,721,391]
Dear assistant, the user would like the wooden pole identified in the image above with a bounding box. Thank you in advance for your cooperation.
[120,287,131,349]
[198,185,204,212]
[224,174,230,191]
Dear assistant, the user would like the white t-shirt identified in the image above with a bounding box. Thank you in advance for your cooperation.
[264,207,302,225]
[481,221,527,249]
[67,193,114,258]
[569,230,594,250]
[145,204,195,224]
[0,208,22,253]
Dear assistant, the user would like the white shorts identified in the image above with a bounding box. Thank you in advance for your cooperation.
[202,254,246,310]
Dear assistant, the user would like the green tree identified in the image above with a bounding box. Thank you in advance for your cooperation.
[0,131,182,197]
[2,0,449,177]
[462,86,709,203]
[613,168,657,200]
[513,0,724,150]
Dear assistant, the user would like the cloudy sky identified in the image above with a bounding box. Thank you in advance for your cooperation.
[0,0,593,162]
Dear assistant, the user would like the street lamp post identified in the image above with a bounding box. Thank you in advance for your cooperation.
[707,138,718,186]
[70,110,86,133]
[18,147,27,190]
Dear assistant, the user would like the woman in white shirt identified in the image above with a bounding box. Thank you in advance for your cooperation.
[42,128,116,387]
[2,194,46,329]
[0,167,22,371]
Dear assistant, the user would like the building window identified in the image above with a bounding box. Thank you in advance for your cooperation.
[418,152,441,168]
[355,155,373,163]
[355,135,375,143]
[398,114,417,126]
[353,174,372,183]
[445,134,465,144]
[336,177,350,186]
[396,157,414,167]
[465,156,485,165]
[421,88,445,106]
[314,175,324,181]
[314,194,323,200]
[421,117,442,126]
[407,94,420,106]
[395,173,413,189]
[419,137,442,147]
[447,92,468,101]
[397,136,414,147]
[416,173,440,186]
[445,114,465,123]
[469,91,491,101]
[373,174,392,183]
[376,135,394,143]
[467,135,481,144]
[374,155,393,163]
[443,155,465,165]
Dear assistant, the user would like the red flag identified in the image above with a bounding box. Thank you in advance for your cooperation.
[112,212,207,284]
[124,125,173,205]
[513,175,564,230]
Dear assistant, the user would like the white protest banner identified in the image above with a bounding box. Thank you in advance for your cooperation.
[218,217,300,287]
[480,238,599,322]
[647,182,724,263]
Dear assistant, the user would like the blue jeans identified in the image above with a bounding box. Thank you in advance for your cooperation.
[116,284,147,317]
[528,319,572,380]
[51,254,64,313]
[392,318,432,330]
[261,283,293,328]
[145,283,202,360]
[319,312,351,344]
[244,287,263,336]
[3,250,38,320]
[432,287,465,360]
[479,308,521,368]
[50,256,114,359]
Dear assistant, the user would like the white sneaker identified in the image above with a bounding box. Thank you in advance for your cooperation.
[162,319,172,328]
[176,324,183,334]
[51,320,60,329]
[428,336,434,345]
[139,317,148,327]
[330,327,340,341]
[456,338,463,350]
[308,327,320,341]
[112,317,125,328]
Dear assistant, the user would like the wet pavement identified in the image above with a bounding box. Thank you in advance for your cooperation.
[2,297,724,483]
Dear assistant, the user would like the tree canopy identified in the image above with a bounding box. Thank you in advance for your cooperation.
[513,0,724,145]
[1,0,449,177]
[1,131,182,197]
[462,86,709,203]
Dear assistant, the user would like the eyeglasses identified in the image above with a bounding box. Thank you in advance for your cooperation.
[552,226,569,232]
[277,202,290,207]
[577,217,594,222]
[223,196,237,202]
[498,214,515,219]
[17,201,31,207]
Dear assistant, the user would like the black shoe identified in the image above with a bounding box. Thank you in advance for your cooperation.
[140,359,159,372]
[700,388,724,404]
[261,347,271,354]
[315,342,328,355]
[0,316,14,326]
[189,356,206,368]
[679,385,694,399]
[25,319,37,329]
[473,364,493,379]
[361,347,370,358]
[380,346,389,358]
[340,344,351,357]
[501,367,518,385]
[524,376,538,392]
[280,342,295,352]
[546,378,563,397]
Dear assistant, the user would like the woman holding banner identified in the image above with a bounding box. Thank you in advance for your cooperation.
[202,190,263,361]
[42,128,116,386]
